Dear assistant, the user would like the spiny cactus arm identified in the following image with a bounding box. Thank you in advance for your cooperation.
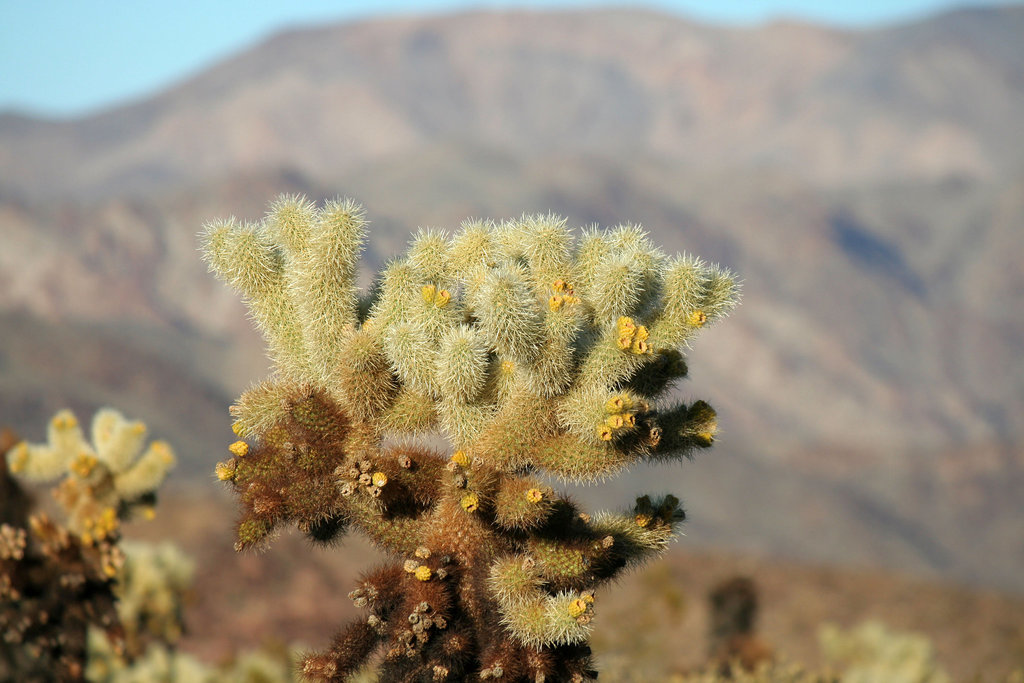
[331,327,398,423]
[5,410,89,481]
[476,264,545,368]
[648,257,740,350]
[113,440,175,499]
[488,556,595,648]
[90,408,148,473]
[649,400,719,460]
[587,495,684,573]
[200,217,310,379]
[300,564,413,681]
[436,324,490,404]
[301,620,381,682]
[623,347,689,398]
[380,387,439,434]
[493,475,556,531]
[285,197,368,388]
[466,392,560,472]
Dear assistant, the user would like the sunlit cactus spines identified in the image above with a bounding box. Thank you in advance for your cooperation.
[201,195,740,681]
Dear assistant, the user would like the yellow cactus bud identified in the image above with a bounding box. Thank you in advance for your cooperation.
[52,413,78,430]
[501,360,515,374]
[372,471,388,487]
[583,593,595,605]
[634,325,649,342]
[228,440,249,458]
[231,422,245,437]
[635,513,653,528]
[605,414,624,430]
[414,565,433,582]
[548,295,563,312]
[552,279,567,292]
[605,395,631,413]
[152,441,175,465]
[9,443,28,473]
[525,488,544,504]
[568,598,588,618]
[70,453,98,478]
[631,338,650,355]
[451,450,471,468]
[422,284,437,303]
[688,310,707,327]
[597,426,614,441]
[624,412,637,427]
[435,289,452,307]
[215,461,236,481]
[617,316,635,334]
[616,335,633,350]
[460,492,480,513]
[81,532,94,546]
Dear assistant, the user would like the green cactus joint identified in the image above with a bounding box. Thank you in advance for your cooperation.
[200,195,740,681]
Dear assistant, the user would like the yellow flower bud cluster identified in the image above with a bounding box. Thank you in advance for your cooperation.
[451,450,471,468]
[422,284,452,307]
[548,279,581,312]
[81,507,119,546]
[460,492,480,513]
[687,309,708,328]
[70,453,98,479]
[567,592,595,621]
[632,494,680,529]
[596,393,642,442]
[217,440,250,481]
[615,316,651,355]
[215,460,236,481]
[334,456,390,499]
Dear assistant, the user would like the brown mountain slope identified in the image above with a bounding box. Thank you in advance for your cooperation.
[2,7,1023,201]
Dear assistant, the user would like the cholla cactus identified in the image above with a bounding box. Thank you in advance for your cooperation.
[201,195,739,681]
[2,408,177,680]
[819,621,950,683]
[6,407,176,543]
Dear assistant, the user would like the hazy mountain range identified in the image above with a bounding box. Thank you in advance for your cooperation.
[1,6,1022,591]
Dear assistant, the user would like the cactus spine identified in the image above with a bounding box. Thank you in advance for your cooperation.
[201,196,739,681]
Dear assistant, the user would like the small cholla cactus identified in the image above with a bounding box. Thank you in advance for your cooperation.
[819,621,950,683]
[6,407,175,542]
[2,408,177,680]
[201,195,739,681]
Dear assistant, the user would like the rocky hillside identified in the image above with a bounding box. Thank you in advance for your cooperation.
[1,6,1022,591]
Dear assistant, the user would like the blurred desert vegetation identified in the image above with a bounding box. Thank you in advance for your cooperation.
[2,2,1024,680]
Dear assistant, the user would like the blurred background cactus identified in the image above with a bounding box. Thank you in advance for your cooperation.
[2,407,176,680]
[1,409,297,682]
[201,195,739,681]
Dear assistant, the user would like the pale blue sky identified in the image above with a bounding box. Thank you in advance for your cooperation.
[1,0,1018,118]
